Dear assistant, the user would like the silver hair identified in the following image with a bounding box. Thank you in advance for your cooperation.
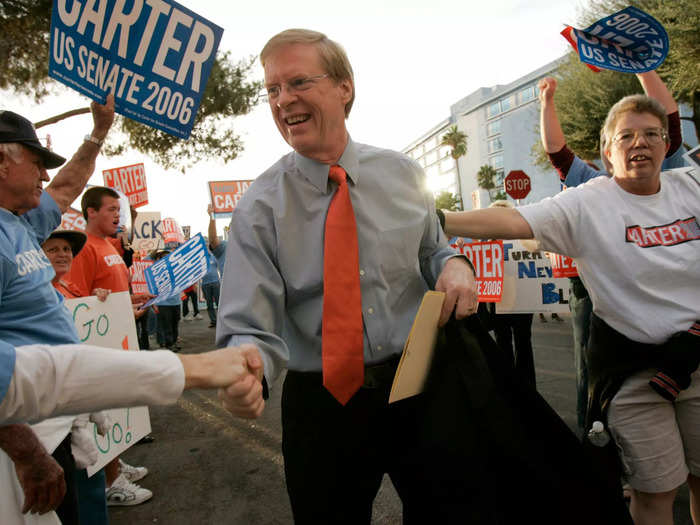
[0,143,25,164]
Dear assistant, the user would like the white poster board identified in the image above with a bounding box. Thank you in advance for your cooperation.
[64,292,151,476]
[132,211,164,252]
[495,240,571,314]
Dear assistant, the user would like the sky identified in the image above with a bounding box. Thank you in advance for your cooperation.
[5,0,587,237]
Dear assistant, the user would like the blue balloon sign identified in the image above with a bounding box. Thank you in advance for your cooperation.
[563,6,669,74]
[48,0,223,138]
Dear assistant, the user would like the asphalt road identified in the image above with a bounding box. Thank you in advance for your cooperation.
[109,313,692,524]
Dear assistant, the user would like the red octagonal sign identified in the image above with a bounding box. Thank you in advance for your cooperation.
[504,170,531,200]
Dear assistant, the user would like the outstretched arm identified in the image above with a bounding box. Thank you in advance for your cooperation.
[443,208,533,241]
[45,95,115,213]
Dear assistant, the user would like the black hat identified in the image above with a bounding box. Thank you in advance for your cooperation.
[44,230,87,256]
[0,111,66,169]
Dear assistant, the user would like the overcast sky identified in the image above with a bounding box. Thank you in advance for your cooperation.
[6,0,586,235]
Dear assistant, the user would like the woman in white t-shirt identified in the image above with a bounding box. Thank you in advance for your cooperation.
[441,94,700,525]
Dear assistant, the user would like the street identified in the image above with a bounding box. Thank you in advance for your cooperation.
[110,313,692,524]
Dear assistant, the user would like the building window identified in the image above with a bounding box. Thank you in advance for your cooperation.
[487,101,501,118]
[490,155,503,170]
[518,86,535,104]
[500,95,515,113]
[427,136,438,149]
[495,168,505,187]
[487,120,501,136]
[488,137,503,154]
[413,145,423,157]
[425,150,438,165]
[439,145,451,158]
[440,157,455,172]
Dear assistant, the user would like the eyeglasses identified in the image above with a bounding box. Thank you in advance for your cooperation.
[263,74,329,100]
[612,127,667,148]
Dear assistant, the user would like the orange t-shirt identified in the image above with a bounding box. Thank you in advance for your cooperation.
[53,278,83,299]
[66,233,130,296]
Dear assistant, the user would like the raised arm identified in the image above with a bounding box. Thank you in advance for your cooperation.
[207,204,220,249]
[45,95,115,213]
[539,77,566,153]
[443,208,533,240]
[637,71,678,114]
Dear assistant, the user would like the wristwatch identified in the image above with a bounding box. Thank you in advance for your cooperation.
[84,134,104,147]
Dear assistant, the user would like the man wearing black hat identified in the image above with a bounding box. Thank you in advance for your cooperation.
[0,95,115,521]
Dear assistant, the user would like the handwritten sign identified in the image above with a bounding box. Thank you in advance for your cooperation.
[60,206,87,231]
[132,211,163,252]
[208,180,253,219]
[64,292,151,476]
[496,240,571,314]
[48,0,223,138]
[561,6,669,74]
[451,240,504,302]
[103,163,148,208]
[144,233,211,305]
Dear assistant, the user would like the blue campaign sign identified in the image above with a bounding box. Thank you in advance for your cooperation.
[144,233,211,305]
[49,0,223,138]
[564,6,668,74]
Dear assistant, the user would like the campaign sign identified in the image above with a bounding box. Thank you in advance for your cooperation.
[546,252,579,279]
[48,0,223,138]
[451,240,504,302]
[130,258,154,295]
[208,180,253,219]
[103,162,148,208]
[496,240,571,314]
[60,206,87,231]
[64,292,151,476]
[132,211,163,251]
[562,6,668,74]
[144,233,211,305]
[162,217,185,246]
[685,145,700,170]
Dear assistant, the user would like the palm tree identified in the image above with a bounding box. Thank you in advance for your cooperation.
[440,125,468,209]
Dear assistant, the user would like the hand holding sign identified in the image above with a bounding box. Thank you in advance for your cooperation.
[561,6,669,74]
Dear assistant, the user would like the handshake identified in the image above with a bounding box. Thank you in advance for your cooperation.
[179,344,266,418]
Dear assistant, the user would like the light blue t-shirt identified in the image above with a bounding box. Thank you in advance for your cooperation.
[0,192,80,348]
[0,341,15,406]
[211,241,226,276]
[201,251,220,285]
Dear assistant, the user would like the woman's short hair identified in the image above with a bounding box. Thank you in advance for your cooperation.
[601,94,669,155]
[260,29,355,117]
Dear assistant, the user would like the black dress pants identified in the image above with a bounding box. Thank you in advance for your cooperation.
[492,313,535,386]
[281,366,492,525]
[52,433,79,524]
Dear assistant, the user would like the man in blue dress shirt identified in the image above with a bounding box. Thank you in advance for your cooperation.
[216,29,478,523]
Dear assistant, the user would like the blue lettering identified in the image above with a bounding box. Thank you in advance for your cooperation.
[536,266,553,278]
[503,243,514,261]
[542,283,560,304]
[517,261,536,278]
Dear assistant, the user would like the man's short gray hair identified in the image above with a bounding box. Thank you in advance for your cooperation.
[0,143,25,164]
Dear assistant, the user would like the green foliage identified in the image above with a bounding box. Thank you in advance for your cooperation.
[434,191,461,212]
[0,2,262,171]
[440,125,468,160]
[477,165,498,190]
[491,190,507,201]
[546,0,700,160]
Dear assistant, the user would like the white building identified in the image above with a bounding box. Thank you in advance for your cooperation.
[405,58,563,209]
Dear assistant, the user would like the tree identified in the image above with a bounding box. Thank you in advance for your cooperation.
[0,0,262,171]
[538,0,700,162]
[434,191,460,212]
[477,165,498,191]
[440,125,468,209]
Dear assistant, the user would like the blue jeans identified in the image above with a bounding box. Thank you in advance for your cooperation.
[202,281,220,323]
[569,279,592,431]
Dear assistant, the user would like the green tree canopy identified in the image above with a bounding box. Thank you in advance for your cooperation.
[0,0,262,171]
[440,125,468,160]
[538,0,699,163]
[476,165,498,190]
[434,191,461,212]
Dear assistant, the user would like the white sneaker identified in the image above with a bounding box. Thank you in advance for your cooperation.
[193,313,203,320]
[106,473,152,506]
[119,459,148,482]
[182,314,192,321]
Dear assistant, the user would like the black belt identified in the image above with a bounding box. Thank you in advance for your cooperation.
[362,355,401,389]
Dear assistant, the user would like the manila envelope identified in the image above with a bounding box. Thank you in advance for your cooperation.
[388,291,445,403]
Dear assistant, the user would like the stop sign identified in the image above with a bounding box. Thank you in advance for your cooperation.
[504,170,531,200]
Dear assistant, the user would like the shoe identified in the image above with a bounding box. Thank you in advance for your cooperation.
[539,313,547,323]
[183,314,192,321]
[194,313,203,320]
[106,474,152,506]
[209,322,216,328]
[552,313,564,322]
[119,459,148,482]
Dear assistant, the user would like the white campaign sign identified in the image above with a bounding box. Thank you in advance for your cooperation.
[132,211,164,252]
[496,240,572,314]
[65,292,151,476]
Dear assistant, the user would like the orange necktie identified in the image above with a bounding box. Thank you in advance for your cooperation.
[322,165,364,405]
